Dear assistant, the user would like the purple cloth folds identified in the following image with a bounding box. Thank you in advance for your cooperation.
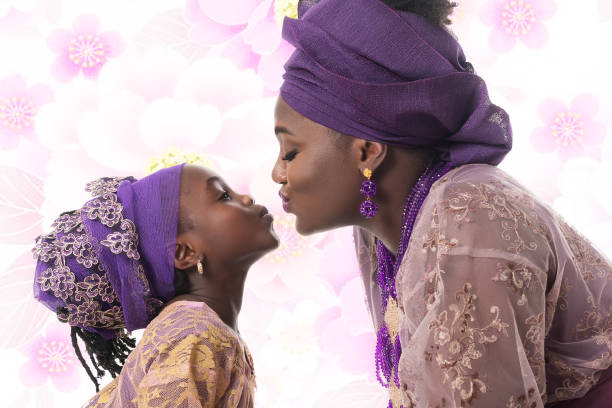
[281,0,512,166]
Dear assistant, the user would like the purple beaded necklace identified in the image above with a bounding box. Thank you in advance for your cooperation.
[374,160,453,408]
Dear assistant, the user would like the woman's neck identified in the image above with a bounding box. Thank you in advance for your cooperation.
[357,148,432,253]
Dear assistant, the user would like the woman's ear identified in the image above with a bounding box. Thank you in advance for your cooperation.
[174,238,199,270]
[355,140,387,171]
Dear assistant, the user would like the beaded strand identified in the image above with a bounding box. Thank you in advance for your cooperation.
[374,161,453,407]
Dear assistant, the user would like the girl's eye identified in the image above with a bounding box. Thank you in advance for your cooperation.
[282,150,298,161]
[220,191,231,201]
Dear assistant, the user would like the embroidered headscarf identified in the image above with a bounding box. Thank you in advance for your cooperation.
[33,164,184,339]
[280,0,512,166]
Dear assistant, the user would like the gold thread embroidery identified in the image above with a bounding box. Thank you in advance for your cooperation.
[425,283,510,405]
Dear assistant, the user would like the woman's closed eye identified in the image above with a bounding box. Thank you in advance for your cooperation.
[282,149,298,161]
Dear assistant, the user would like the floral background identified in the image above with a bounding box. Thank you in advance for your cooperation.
[0,0,611,406]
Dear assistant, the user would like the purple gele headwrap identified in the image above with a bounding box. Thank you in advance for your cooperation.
[280,0,512,166]
[33,164,184,339]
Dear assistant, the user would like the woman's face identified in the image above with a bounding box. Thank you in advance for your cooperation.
[179,164,279,264]
[271,96,363,235]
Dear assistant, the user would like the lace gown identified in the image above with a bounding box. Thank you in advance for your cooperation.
[84,300,256,408]
[354,164,612,407]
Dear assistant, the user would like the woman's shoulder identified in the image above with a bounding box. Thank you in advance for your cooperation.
[431,163,524,195]
[428,163,547,215]
[423,163,555,254]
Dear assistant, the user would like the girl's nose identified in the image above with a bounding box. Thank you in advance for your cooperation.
[242,194,255,206]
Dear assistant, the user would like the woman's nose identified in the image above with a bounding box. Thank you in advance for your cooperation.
[271,157,287,184]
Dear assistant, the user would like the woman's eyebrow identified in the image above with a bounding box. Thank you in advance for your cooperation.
[274,126,295,136]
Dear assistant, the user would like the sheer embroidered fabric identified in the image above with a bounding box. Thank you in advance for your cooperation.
[354,164,612,407]
[84,301,256,408]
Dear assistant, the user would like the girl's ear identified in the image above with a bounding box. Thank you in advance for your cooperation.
[174,238,200,270]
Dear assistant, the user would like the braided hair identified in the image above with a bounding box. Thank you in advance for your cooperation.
[65,317,136,392]
[298,0,457,27]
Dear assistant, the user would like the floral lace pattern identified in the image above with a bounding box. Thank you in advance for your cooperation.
[492,262,535,307]
[33,176,161,332]
[426,283,510,405]
[505,388,538,408]
[100,219,140,260]
[85,176,133,197]
[85,301,256,408]
[444,180,548,255]
[558,219,610,282]
[357,164,612,407]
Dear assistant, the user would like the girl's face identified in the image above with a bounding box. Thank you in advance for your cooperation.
[178,164,279,264]
[271,96,364,235]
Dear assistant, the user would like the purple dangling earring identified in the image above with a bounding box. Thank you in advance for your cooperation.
[359,168,378,218]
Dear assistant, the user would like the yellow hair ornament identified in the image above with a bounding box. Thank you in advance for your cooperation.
[274,0,299,27]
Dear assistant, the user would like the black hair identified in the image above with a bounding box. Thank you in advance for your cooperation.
[60,307,136,392]
[300,0,457,28]
[380,0,457,27]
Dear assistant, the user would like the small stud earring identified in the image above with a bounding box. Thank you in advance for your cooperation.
[197,260,204,275]
[359,168,378,218]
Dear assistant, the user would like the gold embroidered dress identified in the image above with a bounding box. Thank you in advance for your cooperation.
[355,164,612,407]
[84,300,256,408]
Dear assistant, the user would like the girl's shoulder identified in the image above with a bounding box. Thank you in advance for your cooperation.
[140,301,240,352]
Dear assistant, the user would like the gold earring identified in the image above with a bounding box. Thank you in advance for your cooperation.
[197,260,204,275]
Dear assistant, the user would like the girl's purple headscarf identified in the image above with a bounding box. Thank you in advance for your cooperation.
[280,0,512,165]
[33,164,184,338]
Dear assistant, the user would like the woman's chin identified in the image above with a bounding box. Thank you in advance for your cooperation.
[294,216,326,236]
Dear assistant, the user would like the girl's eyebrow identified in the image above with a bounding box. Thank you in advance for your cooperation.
[205,176,221,190]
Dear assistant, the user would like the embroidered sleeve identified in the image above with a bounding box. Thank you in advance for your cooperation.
[400,178,553,407]
[84,305,253,408]
[135,322,246,407]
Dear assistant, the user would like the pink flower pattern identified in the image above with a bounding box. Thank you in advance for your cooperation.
[47,14,124,81]
[184,0,294,90]
[481,0,556,52]
[0,74,52,149]
[531,95,607,160]
[19,321,80,392]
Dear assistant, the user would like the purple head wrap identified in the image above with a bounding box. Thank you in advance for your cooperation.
[280,0,512,166]
[33,164,184,339]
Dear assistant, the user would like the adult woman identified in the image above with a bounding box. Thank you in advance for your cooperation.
[271,0,612,406]
[33,163,278,407]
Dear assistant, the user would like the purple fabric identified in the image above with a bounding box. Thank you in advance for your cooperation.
[33,164,183,338]
[280,0,512,166]
[548,366,612,407]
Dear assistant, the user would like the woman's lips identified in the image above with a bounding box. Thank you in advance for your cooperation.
[279,191,290,212]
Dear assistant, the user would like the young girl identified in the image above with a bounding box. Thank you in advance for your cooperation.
[33,163,278,407]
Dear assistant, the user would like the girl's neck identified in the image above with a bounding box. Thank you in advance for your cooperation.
[174,263,249,333]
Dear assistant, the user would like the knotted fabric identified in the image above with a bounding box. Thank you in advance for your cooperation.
[280,0,512,165]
